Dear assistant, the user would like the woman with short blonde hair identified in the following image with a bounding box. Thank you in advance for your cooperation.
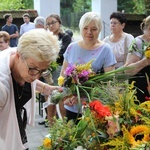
[0,29,61,150]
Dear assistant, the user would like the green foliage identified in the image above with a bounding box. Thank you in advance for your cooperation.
[73,0,91,12]
[0,0,33,10]
[145,0,150,15]
[118,0,145,14]
[0,0,24,10]
[21,0,34,9]
[0,0,148,14]
[60,0,75,15]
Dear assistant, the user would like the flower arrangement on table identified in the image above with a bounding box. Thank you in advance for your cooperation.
[38,61,150,150]
[39,80,150,150]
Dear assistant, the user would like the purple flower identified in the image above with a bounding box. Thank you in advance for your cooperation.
[78,70,90,83]
[65,64,75,76]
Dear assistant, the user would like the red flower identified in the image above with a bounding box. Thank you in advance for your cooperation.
[82,101,87,106]
[145,96,150,101]
[89,100,111,118]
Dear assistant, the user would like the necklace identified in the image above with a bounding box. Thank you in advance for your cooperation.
[16,83,25,100]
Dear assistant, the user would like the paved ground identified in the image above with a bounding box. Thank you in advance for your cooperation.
[26,102,48,150]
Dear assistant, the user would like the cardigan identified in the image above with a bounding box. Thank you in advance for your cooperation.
[0,48,36,150]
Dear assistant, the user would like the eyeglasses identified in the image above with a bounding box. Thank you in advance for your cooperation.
[110,22,121,25]
[24,59,47,76]
[46,21,58,26]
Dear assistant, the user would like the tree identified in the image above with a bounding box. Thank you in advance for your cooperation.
[73,0,91,12]
[144,0,150,15]
[0,0,33,10]
[60,0,75,15]
[118,0,145,14]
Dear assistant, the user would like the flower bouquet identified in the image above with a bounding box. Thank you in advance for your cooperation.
[39,80,150,150]
[48,60,130,106]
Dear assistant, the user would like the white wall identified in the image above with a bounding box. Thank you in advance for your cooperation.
[92,0,117,39]
[34,0,60,19]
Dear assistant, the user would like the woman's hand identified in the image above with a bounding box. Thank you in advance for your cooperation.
[63,95,78,106]
[43,84,62,95]
[36,79,62,95]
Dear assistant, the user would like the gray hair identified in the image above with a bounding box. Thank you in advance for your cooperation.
[17,29,59,63]
[79,12,102,34]
[34,16,46,28]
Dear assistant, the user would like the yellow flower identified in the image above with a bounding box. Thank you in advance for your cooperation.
[58,76,65,86]
[145,46,150,58]
[43,137,52,148]
[128,81,135,90]
[128,125,150,147]
[76,60,93,71]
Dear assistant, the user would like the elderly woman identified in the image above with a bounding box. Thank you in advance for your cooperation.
[0,31,10,51]
[0,29,60,150]
[125,15,150,103]
[103,11,134,69]
[60,12,116,123]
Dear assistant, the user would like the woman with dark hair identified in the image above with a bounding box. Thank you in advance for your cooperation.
[46,14,72,125]
[46,14,72,67]
[103,11,134,69]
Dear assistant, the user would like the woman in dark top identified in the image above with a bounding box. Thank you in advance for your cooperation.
[46,14,72,66]
[125,15,150,103]
[46,14,72,125]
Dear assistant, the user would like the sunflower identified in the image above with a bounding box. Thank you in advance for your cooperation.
[128,125,150,147]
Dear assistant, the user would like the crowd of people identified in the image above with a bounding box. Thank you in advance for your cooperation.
[0,11,150,149]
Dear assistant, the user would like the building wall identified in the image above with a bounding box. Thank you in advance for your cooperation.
[34,0,60,18]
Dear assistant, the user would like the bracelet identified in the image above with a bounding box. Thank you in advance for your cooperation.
[42,83,46,94]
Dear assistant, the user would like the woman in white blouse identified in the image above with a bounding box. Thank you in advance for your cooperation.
[103,11,134,69]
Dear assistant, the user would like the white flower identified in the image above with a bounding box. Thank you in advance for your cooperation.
[74,146,87,150]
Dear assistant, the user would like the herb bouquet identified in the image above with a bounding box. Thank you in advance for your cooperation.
[48,60,129,106]
[38,59,150,150]
[39,79,150,150]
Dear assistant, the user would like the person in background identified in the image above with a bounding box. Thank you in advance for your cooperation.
[20,13,35,36]
[0,29,61,150]
[34,16,51,127]
[1,13,19,47]
[60,12,116,123]
[125,15,150,103]
[103,11,134,69]
[46,14,72,126]
[65,29,74,41]
[0,31,10,51]
[34,16,46,29]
